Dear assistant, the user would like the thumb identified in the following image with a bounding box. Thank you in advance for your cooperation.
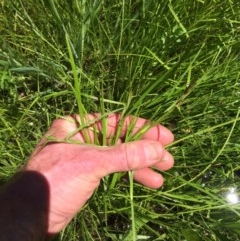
[95,140,173,177]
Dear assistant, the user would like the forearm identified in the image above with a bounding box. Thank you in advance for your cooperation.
[0,171,50,241]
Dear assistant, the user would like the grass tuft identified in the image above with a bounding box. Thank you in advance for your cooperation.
[1,0,240,240]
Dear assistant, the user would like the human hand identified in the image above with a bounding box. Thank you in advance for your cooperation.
[25,113,174,235]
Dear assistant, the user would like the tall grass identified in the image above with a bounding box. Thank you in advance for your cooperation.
[1,0,240,240]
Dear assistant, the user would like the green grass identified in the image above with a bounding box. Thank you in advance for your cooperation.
[1,0,240,240]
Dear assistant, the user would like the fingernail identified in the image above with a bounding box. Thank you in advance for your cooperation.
[145,143,161,163]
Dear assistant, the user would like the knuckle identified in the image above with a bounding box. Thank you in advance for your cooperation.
[51,118,64,128]
[51,115,74,129]
[123,142,141,170]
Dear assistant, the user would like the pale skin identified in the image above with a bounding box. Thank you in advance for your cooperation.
[0,113,174,240]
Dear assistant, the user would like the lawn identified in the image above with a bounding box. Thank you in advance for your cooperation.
[1,0,240,240]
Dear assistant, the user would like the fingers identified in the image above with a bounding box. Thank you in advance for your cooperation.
[153,150,174,171]
[132,151,174,188]
[44,113,174,146]
[141,124,174,146]
[96,140,174,178]
[97,113,174,145]
[133,168,165,189]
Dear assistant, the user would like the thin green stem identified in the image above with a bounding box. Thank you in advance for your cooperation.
[128,170,136,241]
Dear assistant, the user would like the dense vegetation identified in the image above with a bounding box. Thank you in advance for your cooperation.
[1,0,240,240]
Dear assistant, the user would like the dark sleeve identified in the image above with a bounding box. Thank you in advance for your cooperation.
[0,171,50,241]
